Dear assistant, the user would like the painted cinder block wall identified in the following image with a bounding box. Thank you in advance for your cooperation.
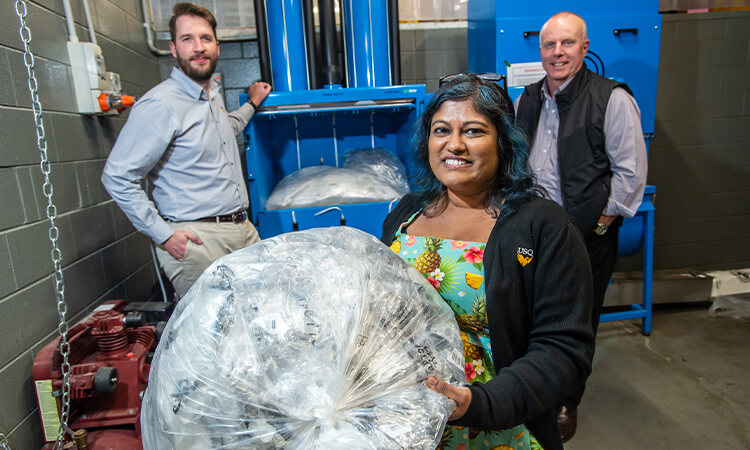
[0,0,162,447]
[639,11,750,270]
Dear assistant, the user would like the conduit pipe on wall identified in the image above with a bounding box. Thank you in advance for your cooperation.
[62,0,99,46]
[141,0,172,56]
[81,0,97,45]
[61,0,79,42]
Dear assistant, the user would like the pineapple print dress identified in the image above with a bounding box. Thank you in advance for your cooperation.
[390,212,541,450]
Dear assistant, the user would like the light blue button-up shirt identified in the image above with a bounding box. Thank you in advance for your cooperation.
[102,67,255,244]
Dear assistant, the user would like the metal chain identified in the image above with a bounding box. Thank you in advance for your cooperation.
[14,1,72,449]
[0,432,10,450]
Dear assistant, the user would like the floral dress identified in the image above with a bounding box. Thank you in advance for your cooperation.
[390,212,541,450]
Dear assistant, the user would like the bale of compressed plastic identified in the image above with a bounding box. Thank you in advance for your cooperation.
[142,227,464,449]
[342,147,411,195]
[265,148,410,210]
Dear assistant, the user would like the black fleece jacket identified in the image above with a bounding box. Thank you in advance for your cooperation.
[381,194,595,450]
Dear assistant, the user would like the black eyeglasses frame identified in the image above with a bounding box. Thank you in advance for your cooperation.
[438,72,508,91]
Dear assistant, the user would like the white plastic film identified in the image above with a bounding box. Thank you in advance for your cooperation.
[266,148,411,210]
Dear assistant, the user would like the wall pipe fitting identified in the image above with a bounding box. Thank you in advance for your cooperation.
[61,0,79,42]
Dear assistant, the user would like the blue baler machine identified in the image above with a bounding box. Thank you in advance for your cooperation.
[241,0,426,238]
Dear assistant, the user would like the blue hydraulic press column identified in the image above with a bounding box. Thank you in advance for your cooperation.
[341,0,392,87]
[265,0,309,91]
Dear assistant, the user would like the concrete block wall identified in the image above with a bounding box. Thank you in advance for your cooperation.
[644,11,750,271]
[0,0,161,447]
[399,25,469,92]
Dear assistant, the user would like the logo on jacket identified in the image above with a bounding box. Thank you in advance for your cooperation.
[517,247,534,267]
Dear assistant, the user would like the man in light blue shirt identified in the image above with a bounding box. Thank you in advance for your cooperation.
[102,3,271,298]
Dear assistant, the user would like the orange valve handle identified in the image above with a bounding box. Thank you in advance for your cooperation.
[98,94,135,113]
[120,95,135,108]
[98,93,111,112]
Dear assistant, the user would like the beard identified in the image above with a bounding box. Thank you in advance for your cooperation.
[176,52,218,83]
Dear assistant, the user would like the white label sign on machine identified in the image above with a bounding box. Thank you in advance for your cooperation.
[506,62,546,87]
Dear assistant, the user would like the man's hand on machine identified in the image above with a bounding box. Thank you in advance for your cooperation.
[248,81,272,107]
[162,230,203,260]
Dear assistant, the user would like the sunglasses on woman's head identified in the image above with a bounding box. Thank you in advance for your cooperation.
[437,72,514,120]
[438,72,506,88]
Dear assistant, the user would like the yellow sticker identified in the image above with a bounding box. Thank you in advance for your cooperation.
[35,379,60,442]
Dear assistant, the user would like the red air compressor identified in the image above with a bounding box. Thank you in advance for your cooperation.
[32,300,171,449]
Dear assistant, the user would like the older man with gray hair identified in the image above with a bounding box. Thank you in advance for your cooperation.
[515,11,648,442]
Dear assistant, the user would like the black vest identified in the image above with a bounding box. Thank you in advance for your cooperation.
[516,67,631,236]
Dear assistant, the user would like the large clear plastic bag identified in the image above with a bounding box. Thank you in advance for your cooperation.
[265,148,410,210]
[142,227,464,449]
[342,147,411,195]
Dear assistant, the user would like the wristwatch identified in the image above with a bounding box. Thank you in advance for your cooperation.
[594,222,609,236]
[247,99,258,110]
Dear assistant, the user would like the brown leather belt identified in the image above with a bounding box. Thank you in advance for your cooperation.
[194,211,248,224]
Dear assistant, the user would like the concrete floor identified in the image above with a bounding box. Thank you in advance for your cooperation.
[566,303,750,449]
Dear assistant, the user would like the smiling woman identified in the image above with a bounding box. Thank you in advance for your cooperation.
[427,99,499,203]
[380,74,596,450]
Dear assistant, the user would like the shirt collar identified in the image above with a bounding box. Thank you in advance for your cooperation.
[170,66,219,101]
[541,74,577,100]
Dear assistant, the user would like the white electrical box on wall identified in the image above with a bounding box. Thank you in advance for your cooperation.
[67,42,133,115]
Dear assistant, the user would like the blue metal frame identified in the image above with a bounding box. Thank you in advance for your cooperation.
[599,185,655,334]
[240,85,427,238]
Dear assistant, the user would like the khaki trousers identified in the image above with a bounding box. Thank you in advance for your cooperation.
[155,219,260,298]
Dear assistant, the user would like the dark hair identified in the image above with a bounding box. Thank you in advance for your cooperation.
[412,74,539,222]
[169,3,218,42]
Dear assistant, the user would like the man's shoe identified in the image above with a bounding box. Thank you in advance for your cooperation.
[556,405,577,443]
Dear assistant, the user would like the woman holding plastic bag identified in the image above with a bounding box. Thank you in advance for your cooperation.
[381,74,594,450]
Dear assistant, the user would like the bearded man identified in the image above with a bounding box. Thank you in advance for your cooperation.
[102,3,271,298]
